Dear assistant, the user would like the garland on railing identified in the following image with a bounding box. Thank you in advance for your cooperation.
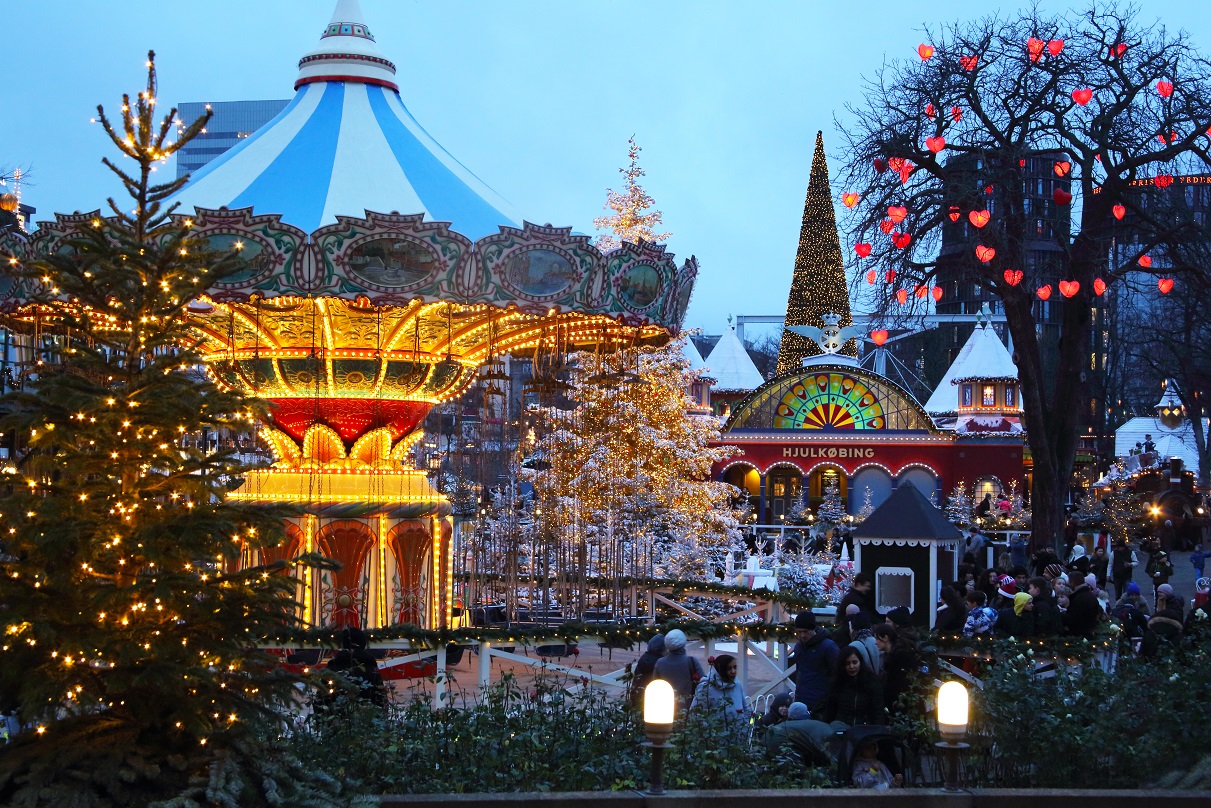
[929,629,1120,664]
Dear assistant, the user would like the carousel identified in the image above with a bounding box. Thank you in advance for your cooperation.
[3,0,695,631]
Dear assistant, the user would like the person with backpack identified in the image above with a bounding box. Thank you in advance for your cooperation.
[653,629,704,710]
[962,590,998,636]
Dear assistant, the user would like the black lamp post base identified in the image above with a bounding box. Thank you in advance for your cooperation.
[935,741,970,791]
[642,740,673,795]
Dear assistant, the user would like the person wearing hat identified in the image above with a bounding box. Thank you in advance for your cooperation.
[996,591,1036,637]
[1064,572,1103,638]
[1111,539,1138,602]
[1111,581,1150,637]
[763,701,834,764]
[630,633,666,709]
[1145,545,1175,605]
[788,611,839,712]
[652,629,705,707]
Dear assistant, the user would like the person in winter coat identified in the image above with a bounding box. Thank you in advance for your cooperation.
[1090,546,1110,591]
[788,611,840,711]
[1067,544,1091,577]
[997,592,1036,637]
[1064,577,1103,638]
[691,654,748,724]
[757,692,794,730]
[847,611,882,677]
[1027,577,1064,636]
[873,623,918,716]
[816,645,885,727]
[763,702,834,764]
[834,574,874,645]
[1146,546,1175,604]
[1009,533,1030,571]
[1111,540,1138,602]
[652,629,704,708]
[630,634,666,708]
[934,586,967,634]
[962,591,998,636]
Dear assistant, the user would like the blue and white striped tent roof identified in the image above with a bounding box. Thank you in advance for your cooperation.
[170,0,520,241]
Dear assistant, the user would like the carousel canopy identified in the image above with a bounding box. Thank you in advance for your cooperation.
[924,318,1017,415]
[169,0,520,240]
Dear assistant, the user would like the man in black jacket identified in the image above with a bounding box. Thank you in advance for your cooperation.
[788,612,840,711]
[1064,577,1103,638]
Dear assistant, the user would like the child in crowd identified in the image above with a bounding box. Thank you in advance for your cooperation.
[852,741,902,789]
[962,591,998,637]
[1192,545,1207,582]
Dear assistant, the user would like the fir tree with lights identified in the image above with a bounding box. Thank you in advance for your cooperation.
[592,136,672,252]
[856,486,876,522]
[786,486,811,524]
[945,481,972,526]
[816,478,847,528]
[776,131,856,374]
[0,54,349,806]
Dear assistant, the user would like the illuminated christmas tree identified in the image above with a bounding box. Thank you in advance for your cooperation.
[593,136,672,252]
[786,487,811,524]
[0,55,345,805]
[817,478,847,528]
[856,486,876,522]
[776,131,856,374]
[945,481,972,526]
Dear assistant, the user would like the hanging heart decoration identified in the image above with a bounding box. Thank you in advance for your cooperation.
[968,209,991,228]
[873,158,888,173]
[1138,255,1152,268]
[915,284,928,299]
[925,136,946,153]
[1053,160,1071,177]
[887,205,908,223]
[975,245,996,263]
[1053,188,1073,205]
[885,269,897,284]
[1047,39,1064,56]
[887,157,905,171]
[1037,284,1052,300]
[1003,269,1024,286]
[1093,277,1107,296]
[932,286,943,301]
[1072,88,1093,106]
[926,103,936,119]
[1156,79,1174,98]
[896,289,909,305]
[866,269,877,284]
[1158,278,1174,294]
[892,232,913,249]
[1154,174,1174,188]
[880,219,896,234]
[1059,280,1080,298]
[959,55,978,70]
[1110,43,1128,59]
[842,192,860,208]
[870,329,889,346]
[948,206,961,222]
[951,105,962,122]
[1027,38,1046,62]
[855,243,873,257]
[899,162,915,184]
[1112,204,1126,220]
[985,185,995,194]
[918,44,935,60]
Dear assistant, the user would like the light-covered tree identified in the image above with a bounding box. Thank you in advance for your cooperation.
[817,478,847,528]
[946,480,972,526]
[593,136,672,252]
[856,486,877,522]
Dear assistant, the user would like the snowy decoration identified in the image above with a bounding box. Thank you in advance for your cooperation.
[817,478,847,528]
[945,480,972,526]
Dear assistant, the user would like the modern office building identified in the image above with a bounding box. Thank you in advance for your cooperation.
[174,100,289,179]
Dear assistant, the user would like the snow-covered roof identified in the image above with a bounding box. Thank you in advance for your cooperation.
[682,336,707,374]
[704,325,764,392]
[169,0,521,240]
[1155,378,1183,412]
[924,321,1018,414]
[1114,416,1204,477]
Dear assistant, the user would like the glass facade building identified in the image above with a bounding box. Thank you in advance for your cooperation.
[174,99,289,179]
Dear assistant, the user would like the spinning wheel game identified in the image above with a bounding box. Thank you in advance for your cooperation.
[774,372,885,430]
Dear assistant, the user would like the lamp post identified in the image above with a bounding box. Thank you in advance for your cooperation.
[935,680,970,791]
[643,679,675,795]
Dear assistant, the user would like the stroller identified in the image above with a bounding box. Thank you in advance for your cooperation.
[834,725,911,787]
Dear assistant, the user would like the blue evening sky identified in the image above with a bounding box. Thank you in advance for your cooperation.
[3,1,1207,337]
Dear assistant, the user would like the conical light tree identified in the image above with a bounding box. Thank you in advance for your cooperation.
[593,136,672,252]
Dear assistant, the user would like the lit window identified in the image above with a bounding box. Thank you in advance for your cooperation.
[982,385,996,406]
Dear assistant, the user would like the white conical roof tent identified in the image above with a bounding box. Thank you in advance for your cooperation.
[924,320,1018,415]
[705,325,764,393]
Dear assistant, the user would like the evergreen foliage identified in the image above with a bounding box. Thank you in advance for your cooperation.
[945,480,972,526]
[592,136,672,252]
[815,478,847,528]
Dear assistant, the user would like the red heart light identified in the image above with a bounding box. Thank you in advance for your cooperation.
[855,243,872,258]
[918,44,935,61]
[1156,80,1173,98]
[1047,39,1064,56]
[975,245,996,263]
[985,185,995,194]
[1053,160,1071,177]
[887,205,908,223]
[1053,188,1073,205]
[959,55,978,70]
[951,105,962,122]
[925,136,946,153]
[915,284,928,299]
[870,329,889,346]
[899,162,914,184]
[925,103,936,119]
[932,286,943,302]
[865,269,877,285]
[873,158,888,173]
[1110,43,1128,59]
[879,219,896,234]
[885,270,897,284]
[1027,38,1045,62]
[968,209,991,228]
[1154,174,1174,188]
[1072,88,1093,106]
[896,289,909,305]
[887,157,906,171]
[1003,269,1023,286]
[892,232,912,249]
[1059,280,1080,298]
[948,206,961,222]
[1093,277,1107,296]
[1158,278,1174,294]
[842,192,860,208]
[1138,255,1152,268]
[1112,204,1125,220]
[1037,284,1052,300]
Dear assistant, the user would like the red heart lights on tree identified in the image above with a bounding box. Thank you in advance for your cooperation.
[951,105,962,122]
[975,245,996,263]
[896,288,909,305]
[880,219,896,234]
[968,209,991,228]
[918,44,935,60]
[1093,277,1107,296]
[873,158,888,173]
[1027,38,1046,62]
[1156,79,1174,98]
[887,205,908,223]
[1158,278,1174,294]
[892,232,913,249]
[866,269,877,284]
[1053,160,1071,177]
[1059,280,1080,298]
[925,136,946,153]
[1138,255,1152,268]
[915,284,928,299]
[932,286,943,302]
[1047,39,1064,56]
[870,329,889,346]
[1154,174,1174,188]
[948,206,961,222]
[1003,269,1024,286]
[1037,284,1053,300]
[959,55,978,70]
[1072,88,1093,106]
[1110,43,1128,59]
[855,243,872,257]
[925,103,936,119]
[1112,204,1126,220]
[887,157,905,171]
[842,192,860,208]
[885,269,897,283]
[1053,188,1073,205]
[899,162,915,184]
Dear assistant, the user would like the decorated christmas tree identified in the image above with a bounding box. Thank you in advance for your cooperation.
[592,136,672,252]
[856,486,876,522]
[945,481,972,526]
[776,131,856,374]
[816,478,847,528]
[786,486,811,524]
[0,55,346,805]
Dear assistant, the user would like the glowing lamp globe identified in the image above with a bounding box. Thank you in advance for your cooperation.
[937,681,969,743]
[645,679,675,729]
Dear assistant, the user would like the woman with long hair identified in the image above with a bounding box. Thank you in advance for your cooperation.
[816,645,885,728]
